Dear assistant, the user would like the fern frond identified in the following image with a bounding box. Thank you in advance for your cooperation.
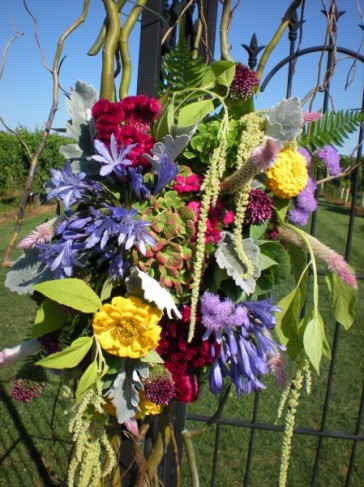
[298,110,363,151]
[159,23,208,101]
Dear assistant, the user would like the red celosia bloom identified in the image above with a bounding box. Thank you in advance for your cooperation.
[119,95,161,125]
[157,306,219,403]
[173,174,202,193]
[91,95,161,169]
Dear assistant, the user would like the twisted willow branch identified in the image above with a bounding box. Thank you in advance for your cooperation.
[256,0,303,81]
[100,0,121,101]
[119,0,147,99]
[2,0,91,267]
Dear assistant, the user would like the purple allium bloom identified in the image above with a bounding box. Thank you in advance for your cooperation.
[245,189,273,225]
[128,167,150,200]
[47,161,93,210]
[153,153,179,195]
[92,133,134,178]
[229,63,259,100]
[11,378,43,403]
[143,367,175,405]
[317,145,342,176]
[298,147,312,167]
[37,239,85,278]
[200,293,282,395]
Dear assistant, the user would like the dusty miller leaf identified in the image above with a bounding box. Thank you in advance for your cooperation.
[5,250,54,295]
[106,359,149,424]
[59,80,97,161]
[215,232,260,296]
[125,267,181,319]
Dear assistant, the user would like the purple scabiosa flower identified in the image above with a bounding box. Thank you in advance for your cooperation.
[298,147,312,167]
[11,378,43,403]
[47,161,93,210]
[37,239,85,278]
[288,176,317,227]
[229,63,259,100]
[0,339,42,367]
[153,153,179,195]
[245,189,274,225]
[317,145,342,176]
[143,365,175,406]
[200,292,235,341]
[288,207,310,226]
[92,133,134,178]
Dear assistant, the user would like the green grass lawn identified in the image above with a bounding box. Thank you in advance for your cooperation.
[0,200,363,486]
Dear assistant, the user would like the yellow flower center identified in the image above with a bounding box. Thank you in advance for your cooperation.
[112,317,139,344]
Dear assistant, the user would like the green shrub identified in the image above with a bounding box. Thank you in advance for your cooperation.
[0,128,73,199]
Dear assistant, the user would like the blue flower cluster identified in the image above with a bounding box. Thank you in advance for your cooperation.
[200,292,283,395]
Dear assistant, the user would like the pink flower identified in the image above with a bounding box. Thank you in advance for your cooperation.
[251,137,279,170]
[303,111,322,123]
[18,219,57,249]
[173,174,202,193]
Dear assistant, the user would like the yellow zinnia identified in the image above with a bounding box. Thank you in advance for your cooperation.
[135,392,164,419]
[92,296,162,358]
[266,147,308,199]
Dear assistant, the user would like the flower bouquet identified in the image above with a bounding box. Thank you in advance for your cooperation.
[1,19,360,487]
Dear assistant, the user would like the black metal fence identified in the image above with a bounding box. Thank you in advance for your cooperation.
[135,1,364,486]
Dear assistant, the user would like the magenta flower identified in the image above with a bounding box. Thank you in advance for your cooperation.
[173,174,202,193]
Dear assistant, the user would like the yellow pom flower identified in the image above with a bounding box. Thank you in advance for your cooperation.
[266,147,308,199]
[135,392,164,419]
[92,296,162,358]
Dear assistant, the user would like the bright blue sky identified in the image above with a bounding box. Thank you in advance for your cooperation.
[0,0,363,154]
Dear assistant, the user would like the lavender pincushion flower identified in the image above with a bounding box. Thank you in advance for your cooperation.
[317,145,342,176]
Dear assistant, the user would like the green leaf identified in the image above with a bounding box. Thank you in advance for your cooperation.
[274,197,290,222]
[36,337,93,369]
[201,60,236,88]
[32,299,66,338]
[33,278,102,313]
[249,220,269,240]
[75,360,100,403]
[275,285,302,359]
[302,310,329,373]
[140,349,164,364]
[259,241,291,284]
[100,277,114,302]
[325,271,357,330]
[178,99,214,128]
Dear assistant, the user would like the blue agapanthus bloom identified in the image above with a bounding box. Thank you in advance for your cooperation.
[153,153,179,195]
[200,292,283,395]
[92,133,134,179]
[128,166,150,200]
[47,161,94,210]
[36,239,85,278]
